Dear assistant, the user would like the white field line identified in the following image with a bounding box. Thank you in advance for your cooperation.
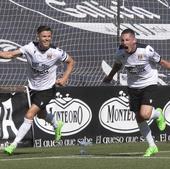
[109,150,170,155]
[1,150,170,161]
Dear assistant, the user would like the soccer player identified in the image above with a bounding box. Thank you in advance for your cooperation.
[0,25,74,155]
[103,28,170,157]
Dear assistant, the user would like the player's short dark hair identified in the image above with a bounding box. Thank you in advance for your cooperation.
[121,28,135,36]
[37,25,52,34]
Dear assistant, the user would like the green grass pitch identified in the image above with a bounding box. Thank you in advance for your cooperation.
[0,142,170,169]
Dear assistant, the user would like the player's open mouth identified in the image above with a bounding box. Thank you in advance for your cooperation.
[124,46,128,49]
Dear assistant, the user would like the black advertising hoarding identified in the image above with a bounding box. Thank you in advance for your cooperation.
[0,93,33,148]
[1,86,170,148]
[33,86,170,147]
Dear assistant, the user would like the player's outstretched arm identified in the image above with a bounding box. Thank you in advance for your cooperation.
[0,49,22,59]
[159,58,170,69]
[103,62,122,83]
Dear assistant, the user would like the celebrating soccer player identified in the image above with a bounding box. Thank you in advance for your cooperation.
[0,25,74,155]
[103,28,170,157]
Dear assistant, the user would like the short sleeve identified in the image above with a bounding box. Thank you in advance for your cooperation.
[146,45,161,63]
[56,48,68,62]
[19,44,33,60]
[19,44,30,54]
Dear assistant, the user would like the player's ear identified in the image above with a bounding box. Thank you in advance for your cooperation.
[133,38,137,44]
[36,34,39,41]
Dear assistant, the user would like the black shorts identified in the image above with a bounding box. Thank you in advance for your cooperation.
[29,85,56,109]
[127,85,158,113]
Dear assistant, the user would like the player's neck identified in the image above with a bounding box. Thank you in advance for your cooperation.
[38,43,49,52]
[128,44,137,54]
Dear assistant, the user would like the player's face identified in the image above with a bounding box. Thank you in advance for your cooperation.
[120,33,136,53]
[37,31,52,49]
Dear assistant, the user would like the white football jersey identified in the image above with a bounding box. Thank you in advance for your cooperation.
[20,42,68,90]
[114,43,161,88]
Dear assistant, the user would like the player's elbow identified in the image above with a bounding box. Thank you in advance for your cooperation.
[68,57,75,68]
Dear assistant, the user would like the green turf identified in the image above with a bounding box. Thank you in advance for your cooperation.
[0,142,170,169]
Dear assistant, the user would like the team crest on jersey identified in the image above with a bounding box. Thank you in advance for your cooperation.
[47,54,52,59]
[138,54,143,60]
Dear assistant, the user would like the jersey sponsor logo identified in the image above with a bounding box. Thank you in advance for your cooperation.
[125,64,146,74]
[32,62,49,75]
[9,0,170,40]
[34,92,92,136]
[99,90,153,133]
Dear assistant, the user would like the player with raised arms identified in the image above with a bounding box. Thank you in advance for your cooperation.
[0,25,74,155]
[103,28,170,157]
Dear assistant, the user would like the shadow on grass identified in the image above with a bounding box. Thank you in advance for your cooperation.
[108,152,143,157]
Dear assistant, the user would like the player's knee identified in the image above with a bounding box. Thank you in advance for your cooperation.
[140,111,150,120]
